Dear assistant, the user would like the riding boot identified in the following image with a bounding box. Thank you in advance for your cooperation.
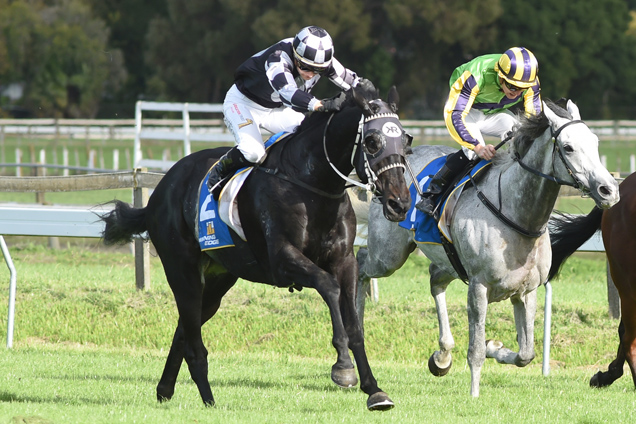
[207,146,251,200]
[415,164,456,216]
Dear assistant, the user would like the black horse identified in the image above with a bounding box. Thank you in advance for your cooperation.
[100,83,411,410]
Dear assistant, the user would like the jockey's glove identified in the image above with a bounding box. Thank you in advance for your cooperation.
[317,92,347,112]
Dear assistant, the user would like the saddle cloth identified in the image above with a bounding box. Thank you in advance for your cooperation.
[399,156,491,245]
[196,131,290,251]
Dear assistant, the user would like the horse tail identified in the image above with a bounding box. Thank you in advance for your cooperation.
[548,207,603,280]
[100,200,148,245]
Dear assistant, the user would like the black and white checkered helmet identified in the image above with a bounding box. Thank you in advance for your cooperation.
[292,26,334,72]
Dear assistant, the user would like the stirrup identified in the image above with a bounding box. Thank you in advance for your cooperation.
[415,194,437,215]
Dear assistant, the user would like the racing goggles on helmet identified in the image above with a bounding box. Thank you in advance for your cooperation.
[295,59,327,74]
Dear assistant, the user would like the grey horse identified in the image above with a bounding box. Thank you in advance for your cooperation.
[356,100,620,397]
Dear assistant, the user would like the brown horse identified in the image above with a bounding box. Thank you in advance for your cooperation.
[549,172,635,389]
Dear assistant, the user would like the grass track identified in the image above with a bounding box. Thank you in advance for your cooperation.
[1,243,634,422]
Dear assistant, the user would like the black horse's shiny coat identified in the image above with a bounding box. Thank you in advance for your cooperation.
[100,84,410,410]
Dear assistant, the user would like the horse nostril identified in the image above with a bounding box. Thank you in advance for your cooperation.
[598,185,611,196]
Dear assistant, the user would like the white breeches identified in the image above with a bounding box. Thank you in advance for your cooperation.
[223,84,306,163]
[462,109,518,160]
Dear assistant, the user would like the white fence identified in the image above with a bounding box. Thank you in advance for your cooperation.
[133,101,234,170]
[1,204,113,348]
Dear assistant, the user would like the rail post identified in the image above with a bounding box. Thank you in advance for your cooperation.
[133,167,151,290]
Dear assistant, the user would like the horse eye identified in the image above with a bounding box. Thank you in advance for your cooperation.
[563,144,574,153]
[364,134,383,155]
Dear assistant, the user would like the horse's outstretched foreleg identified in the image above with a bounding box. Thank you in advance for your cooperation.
[428,264,455,377]
[339,253,394,411]
[485,291,537,368]
[591,320,626,387]
[466,281,488,397]
[275,246,390,410]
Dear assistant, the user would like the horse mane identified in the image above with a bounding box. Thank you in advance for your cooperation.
[493,99,572,169]
[294,80,381,134]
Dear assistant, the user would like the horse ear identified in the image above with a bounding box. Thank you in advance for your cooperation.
[566,99,582,120]
[353,86,374,116]
[542,101,562,128]
[387,86,399,113]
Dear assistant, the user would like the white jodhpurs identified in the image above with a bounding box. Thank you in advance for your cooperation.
[223,84,306,163]
[461,109,518,160]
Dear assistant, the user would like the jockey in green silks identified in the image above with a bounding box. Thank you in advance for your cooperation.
[417,47,542,216]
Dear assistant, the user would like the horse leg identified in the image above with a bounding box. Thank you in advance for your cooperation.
[485,291,537,368]
[157,269,238,402]
[590,320,626,387]
[466,281,488,397]
[355,221,415,327]
[622,306,636,389]
[276,246,390,410]
[428,263,455,377]
[152,242,220,406]
[339,252,394,410]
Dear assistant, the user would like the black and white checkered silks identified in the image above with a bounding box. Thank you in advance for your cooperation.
[292,26,334,67]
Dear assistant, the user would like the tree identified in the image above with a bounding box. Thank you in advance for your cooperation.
[493,0,636,119]
[0,0,126,118]
[143,0,503,119]
[91,0,168,110]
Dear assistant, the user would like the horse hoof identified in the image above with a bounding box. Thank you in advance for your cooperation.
[485,339,504,357]
[367,391,394,411]
[589,372,612,388]
[157,392,172,403]
[331,366,358,388]
[590,373,601,387]
[428,354,452,377]
[203,398,216,407]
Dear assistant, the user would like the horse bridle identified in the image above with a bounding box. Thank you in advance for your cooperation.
[473,119,590,238]
[257,105,407,199]
[514,119,590,194]
[323,106,406,195]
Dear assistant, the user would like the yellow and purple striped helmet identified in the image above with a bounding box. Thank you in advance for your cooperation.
[495,47,539,88]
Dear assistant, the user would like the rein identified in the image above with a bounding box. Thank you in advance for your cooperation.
[255,105,405,199]
[473,119,587,238]
[255,166,345,199]
[513,119,588,191]
[323,113,377,193]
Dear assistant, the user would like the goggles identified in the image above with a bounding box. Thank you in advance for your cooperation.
[296,60,327,75]
[504,80,524,92]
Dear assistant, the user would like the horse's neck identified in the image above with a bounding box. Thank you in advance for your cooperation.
[281,109,359,188]
[488,131,561,229]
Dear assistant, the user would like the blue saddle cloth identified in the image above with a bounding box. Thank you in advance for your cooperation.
[197,131,288,251]
[398,156,491,245]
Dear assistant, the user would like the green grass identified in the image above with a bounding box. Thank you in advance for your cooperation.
[0,242,632,423]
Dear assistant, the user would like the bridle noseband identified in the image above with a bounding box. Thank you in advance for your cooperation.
[323,105,406,195]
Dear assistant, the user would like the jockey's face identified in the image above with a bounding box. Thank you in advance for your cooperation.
[500,78,524,100]
[297,67,318,80]
[295,59,322,80]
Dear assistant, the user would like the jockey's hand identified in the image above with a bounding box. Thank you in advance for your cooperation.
[316,94,345,113]
[474,143,496,160]
[356,78,375,93]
